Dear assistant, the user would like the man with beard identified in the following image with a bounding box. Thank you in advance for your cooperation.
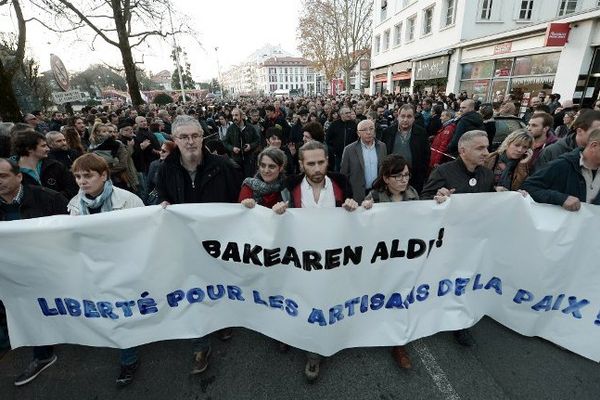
[46,131,79,169]
[273,141,357,383]
[48,112,64,132]
[223,108,261,177]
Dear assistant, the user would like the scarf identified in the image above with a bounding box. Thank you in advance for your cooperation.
[79,180,114,215]
[243,175,284,204]
[498,152,518,190]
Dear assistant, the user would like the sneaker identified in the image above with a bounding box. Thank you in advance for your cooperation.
[391,345,412,369]
[116,360,139,387]
[304,358,320,383]
[454,329,476,347]
[191,348,211,374]
[217,328,233,341]
[14,354,58,387]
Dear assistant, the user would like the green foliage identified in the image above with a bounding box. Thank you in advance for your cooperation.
[171,46,195,90]
[153,92,174,105]
[71,65,127,96]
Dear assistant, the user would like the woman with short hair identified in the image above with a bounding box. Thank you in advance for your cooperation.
[68,153,144,386]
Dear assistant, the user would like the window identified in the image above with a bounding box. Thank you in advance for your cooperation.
[479,0,493,20]
[406,16,416,41]
[383,29,390,51]
[374,34,381,54]
[394,23,402,46]
[558,0,577,16]
[518,0,534,20]
[444,0,456,26]
[381,0,388,22]
[423,6,434,35]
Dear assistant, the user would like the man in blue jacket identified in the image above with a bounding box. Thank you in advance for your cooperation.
[523,128,600,211]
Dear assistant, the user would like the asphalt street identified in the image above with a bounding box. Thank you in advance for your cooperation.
[0,317,598,400]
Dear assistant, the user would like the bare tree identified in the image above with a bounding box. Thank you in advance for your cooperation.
[31,0,189,106]
[0,0,27,121]
[297,0,340,89]
[297,0,371,92]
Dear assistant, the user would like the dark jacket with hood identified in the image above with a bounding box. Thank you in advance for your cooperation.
[156,147,242,204]
[523,148,600,206]
[448,111,485,155]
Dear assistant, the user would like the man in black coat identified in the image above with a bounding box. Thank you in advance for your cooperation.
[523,129,600,211]
[0,157,68,385]
[46,131,79,170]
[447,100,485,155]
[382,104,430,193]
[156,115,242,375]
[326,107,357,172]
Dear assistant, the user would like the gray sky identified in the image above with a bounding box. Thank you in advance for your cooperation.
[0,0,301,81]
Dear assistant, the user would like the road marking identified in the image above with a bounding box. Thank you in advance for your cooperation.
[412,339,461,400]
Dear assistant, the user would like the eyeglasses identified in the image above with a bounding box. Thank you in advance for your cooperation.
[389,173,410,181]
[175,134,203,142]
[358,127,375,132]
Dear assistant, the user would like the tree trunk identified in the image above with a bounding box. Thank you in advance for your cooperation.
[0,59,22,122]
[120,44,144,106]
[112,2,144,106]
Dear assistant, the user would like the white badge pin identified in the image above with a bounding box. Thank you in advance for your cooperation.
[469,178,477,187]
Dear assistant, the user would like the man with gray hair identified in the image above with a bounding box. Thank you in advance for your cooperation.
[421,129,495,347]
[422,130,494,202]
[156,115,242,374]
[46,131,78,169]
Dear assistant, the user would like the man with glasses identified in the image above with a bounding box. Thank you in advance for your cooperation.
[340,119,387,203]
[156,115,242,374]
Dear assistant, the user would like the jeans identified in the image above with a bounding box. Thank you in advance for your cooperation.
[120,347,138,366]
[192,335,210,354]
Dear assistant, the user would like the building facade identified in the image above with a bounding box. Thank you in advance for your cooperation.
[370,0,600,106]
[256,57,317,95]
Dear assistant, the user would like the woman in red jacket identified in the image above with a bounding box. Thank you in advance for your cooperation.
[239,147,289,210]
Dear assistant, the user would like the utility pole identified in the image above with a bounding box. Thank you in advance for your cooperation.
[215,46,223,97]
[168,2,186,103]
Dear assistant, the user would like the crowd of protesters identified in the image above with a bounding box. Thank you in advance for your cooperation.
[1,89,600,386]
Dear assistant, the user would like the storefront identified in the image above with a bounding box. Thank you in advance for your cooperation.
[460,52,560,102]
[459,52,560,104]
[413,55,449,94]
[575,47,600,107]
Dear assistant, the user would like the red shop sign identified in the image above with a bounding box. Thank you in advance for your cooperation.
[545,23,570,47]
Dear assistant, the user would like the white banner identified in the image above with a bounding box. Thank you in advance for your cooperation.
[1,193,599,360]
[52,90,83,104]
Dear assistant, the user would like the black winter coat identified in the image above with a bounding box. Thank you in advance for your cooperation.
[326,120,357,168]
[20,157,78,200]
[421,157,495,200]
[0,184,68,221]
[156,148,242,204]
[382,123,430,193]
[523,148,600,206]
